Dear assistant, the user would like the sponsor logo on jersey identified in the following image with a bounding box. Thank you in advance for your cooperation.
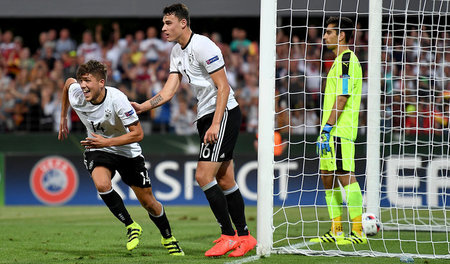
[125,109,135,117]
[30,156,78,205]
[206,55,219,65]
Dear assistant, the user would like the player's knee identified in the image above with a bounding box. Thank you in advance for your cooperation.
[95,182,112,193]
[217,177,235,190]
[195,173,208,185]
[216,177,226,187]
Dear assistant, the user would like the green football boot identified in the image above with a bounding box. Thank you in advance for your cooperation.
[336,231,367,245]
[310,230,345,243]
[126,221,142,251]
[161,236,184,256]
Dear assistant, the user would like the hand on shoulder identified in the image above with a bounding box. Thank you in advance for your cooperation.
[65,78,77,88]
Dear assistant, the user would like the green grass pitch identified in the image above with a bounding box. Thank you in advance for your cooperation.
[0,206,448,264]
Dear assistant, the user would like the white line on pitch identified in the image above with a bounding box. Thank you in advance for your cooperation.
[224,255,261,264]
[225,242,314,263]
[291,241,316,249]
[272,241,317,254]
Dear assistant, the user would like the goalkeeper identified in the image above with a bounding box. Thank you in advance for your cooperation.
[311,16,365,245]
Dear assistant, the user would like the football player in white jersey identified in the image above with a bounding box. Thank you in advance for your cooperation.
[131,3,256,258]
[58,60,184,256]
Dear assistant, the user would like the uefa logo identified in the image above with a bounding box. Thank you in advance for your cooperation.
[30,156,78,205]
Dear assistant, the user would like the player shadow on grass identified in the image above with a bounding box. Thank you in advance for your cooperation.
[36,231,247,258]
[40,244,207,258]
[40,244,146,258]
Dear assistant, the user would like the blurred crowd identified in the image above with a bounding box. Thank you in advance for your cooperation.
[274,22,449,137]
[0,23,260,135]
[0,21,448,137]
[381,26,450,136]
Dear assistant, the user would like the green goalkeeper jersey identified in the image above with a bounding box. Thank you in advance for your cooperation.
[321,50,362,142]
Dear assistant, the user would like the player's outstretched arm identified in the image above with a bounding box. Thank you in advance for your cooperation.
[58,78,77,141]
[81,121,144,149]
[131,73,181,114]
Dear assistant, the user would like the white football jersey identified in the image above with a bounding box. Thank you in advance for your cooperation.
[169,33,238,118]
[68,83,142,158]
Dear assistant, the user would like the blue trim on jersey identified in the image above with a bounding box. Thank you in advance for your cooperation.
[342,74,349,95]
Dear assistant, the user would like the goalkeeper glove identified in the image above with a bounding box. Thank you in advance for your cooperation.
[317,123,333,156]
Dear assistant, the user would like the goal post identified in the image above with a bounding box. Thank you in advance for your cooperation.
[257,0,450,259]
[366,0,382,219]
[257,0,277,257]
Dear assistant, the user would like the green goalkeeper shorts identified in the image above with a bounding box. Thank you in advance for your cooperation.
[319,136,355,172]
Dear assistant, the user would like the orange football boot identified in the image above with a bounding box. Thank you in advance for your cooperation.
[228,233,257,257]
[205,234,239,257]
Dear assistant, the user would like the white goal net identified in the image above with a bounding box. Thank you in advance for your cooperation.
[257,0,450,259]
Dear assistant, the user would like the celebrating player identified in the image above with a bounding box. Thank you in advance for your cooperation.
[311,17,365,245]
[58,60,184,255]
[131,3,256,257]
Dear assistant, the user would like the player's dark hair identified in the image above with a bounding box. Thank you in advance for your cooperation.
[76,60,107,82]
[325,16,354,43]
[163,3,190,27]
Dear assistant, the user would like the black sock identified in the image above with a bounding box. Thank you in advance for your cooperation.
[203,183,235,236]
[99,188,133,226]
[148,206,172,239]
[225,186,249,236]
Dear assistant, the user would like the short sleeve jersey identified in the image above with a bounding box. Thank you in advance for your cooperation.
[68,83,142,158]
[169,33,238,118]
[321,50,362,141]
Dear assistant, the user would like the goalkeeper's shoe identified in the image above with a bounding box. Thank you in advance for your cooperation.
[126,221,142,251]
[336,231,367,245]
[228,233,257,257]
[161,236,185,256]
[310,230,345,243]
[205,234,239,257]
